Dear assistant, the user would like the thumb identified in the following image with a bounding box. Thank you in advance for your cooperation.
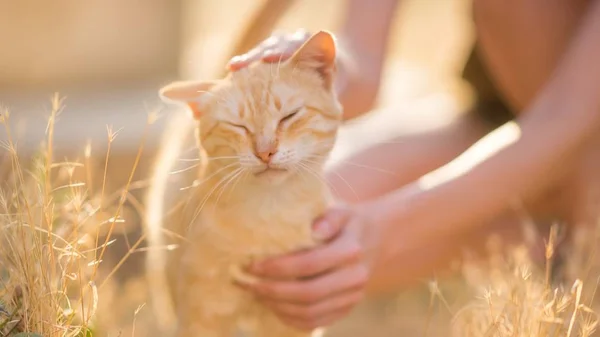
[312,206,351,242]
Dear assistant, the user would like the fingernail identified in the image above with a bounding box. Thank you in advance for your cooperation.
[227,56,245,70]
[262,50,279,61]
[312,220,332,241]
[229,55,243,63]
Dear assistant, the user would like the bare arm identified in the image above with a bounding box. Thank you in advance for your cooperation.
[226,0,400,120]
[368,0,600,290]
[327,113,490,203]
[335,0,400,119]
[238,1,600,328]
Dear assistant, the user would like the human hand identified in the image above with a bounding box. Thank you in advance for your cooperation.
[237,204,380,331]
[226,29,311,72]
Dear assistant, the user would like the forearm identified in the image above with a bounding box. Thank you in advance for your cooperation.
[372,0,600,268]
[365,205,527,294]
[336,0,400,120]
[326,113,489,203]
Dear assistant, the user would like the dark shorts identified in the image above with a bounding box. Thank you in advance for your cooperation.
[461,46,515,127]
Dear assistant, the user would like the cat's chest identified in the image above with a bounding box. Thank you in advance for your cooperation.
[188,194,327,258]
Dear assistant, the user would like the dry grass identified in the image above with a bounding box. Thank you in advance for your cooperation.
[450,225,600,337]
[2,95,600,337]
[0,95,154,337]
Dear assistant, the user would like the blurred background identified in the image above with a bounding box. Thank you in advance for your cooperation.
[0,0,477,335]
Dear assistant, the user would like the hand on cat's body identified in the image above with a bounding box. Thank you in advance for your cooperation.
[239,204,379,331]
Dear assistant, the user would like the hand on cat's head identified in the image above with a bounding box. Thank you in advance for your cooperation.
[159,30,337,119]
[226,29,311,72]
[158,31,342,183]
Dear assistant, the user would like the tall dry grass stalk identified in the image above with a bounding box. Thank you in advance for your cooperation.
[451,225,600,337]
[0,95,154,336]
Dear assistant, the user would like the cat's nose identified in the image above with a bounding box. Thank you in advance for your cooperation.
[257,149,277,163]
[254,135,278,163]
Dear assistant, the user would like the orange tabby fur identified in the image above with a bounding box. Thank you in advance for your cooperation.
[146,31,342,337]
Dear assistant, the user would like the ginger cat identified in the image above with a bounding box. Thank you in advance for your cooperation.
[145,31,343,337]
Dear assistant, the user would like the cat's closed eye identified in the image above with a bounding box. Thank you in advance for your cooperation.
[279,108,302,125]
[224,122,249,133]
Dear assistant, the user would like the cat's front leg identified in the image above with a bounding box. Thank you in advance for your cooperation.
[175,264,243,337]
[250,313,324,337]
[175,283,240,337]
[176,317,234,337]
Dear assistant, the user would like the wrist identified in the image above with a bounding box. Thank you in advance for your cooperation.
[365,183,421,230]
[359,193,414,294]
[359,185,419,261]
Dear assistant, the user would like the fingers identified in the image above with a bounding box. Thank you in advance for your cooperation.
[227,34,278,71]
[261,29,310,62]
[248,206,355,280]
[226,29,311,72]
[244,264,368,304]
[312,206,352,242]
[262,290,363,324]
[226,47,263,71]
[235,202,368,330]
[261,50,295,63]
[250,233,362,280]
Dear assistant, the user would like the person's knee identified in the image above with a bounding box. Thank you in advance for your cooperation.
[472,0,526,31]
[473,0,589,30]
[472,0,502,28]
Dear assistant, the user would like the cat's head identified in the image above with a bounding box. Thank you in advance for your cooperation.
[159,31,343,184]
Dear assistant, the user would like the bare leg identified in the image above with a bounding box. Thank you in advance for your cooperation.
[472,0,597,249]
[472,0,590,112]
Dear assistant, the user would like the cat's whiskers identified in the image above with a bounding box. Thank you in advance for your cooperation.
[289,163,309,185]
[212,168,247,211]
[295,161,341,198]
[169,163,202,175]
[299,159,356,200]
[178,158,202,162]
[179,162,238,191]
[307,153,397,175]
[295,141,336,153]
[179,144,201,156]
[301,158,360,200]
[224,168,249,202]
[206,155,244,159]
[173,151,242,175]
[188,166,243,228]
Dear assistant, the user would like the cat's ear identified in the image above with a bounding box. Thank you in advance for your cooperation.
[288,30,337,89]
[159,80,218,120]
